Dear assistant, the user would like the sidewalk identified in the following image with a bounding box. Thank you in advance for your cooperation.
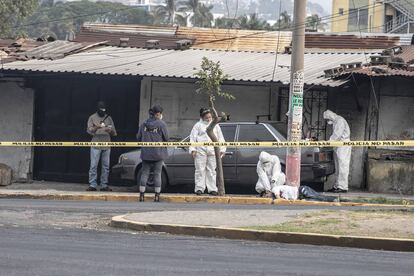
[111,209,414,252]
[1,181,414,206]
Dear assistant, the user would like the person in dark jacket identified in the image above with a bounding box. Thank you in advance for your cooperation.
[136,105,169,202]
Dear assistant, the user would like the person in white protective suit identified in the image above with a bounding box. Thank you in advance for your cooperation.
[255,151,287,197]
[323,110,351,193]
[189,108,226,196]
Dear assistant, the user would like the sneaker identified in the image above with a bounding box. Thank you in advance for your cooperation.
[209,191,218,196]
[100,187,112,192]
[139,192,145,202]
[195,190,203,196]
[327,188,348,193]
[86,186,97,191]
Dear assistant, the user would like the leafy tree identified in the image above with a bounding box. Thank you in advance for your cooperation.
[180,0,213,27]
[194,57,234,196]
[0,0,38,38]
[274,11,292,30]
[214,17,238,29]
[16,0,154,40]
[154,0,178,25]
[306,14,327,31]
[238,13,271,30]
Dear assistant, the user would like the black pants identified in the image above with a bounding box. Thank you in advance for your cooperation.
[140,160,163,189]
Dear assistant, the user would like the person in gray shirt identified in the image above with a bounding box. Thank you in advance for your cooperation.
[86,101,117,191]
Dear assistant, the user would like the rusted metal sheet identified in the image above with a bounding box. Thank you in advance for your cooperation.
[74,27,195,49]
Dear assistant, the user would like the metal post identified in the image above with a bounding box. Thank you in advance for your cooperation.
[286,0,306,187]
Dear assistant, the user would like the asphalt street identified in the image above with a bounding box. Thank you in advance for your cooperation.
[0,199,413,276]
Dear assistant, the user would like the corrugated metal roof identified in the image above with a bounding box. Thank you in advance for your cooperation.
[73,28,195,49]
[352,66,414,77]
[82,23,177,35]
[3,46,369,87]
[16,40,104,60]
[305,32,410,49]
[0,38,46,63]
[396,45,414,64]
[79,23,413,52]
[176,27,292,52]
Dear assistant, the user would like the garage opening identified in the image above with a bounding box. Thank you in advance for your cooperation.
[29,74,141,183]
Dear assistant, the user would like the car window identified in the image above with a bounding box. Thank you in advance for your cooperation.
[220,125,236,142]
[238,125,276,142]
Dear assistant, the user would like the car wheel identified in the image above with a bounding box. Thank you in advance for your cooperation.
[135,168,168,192]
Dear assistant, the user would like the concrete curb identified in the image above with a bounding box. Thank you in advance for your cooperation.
[110,215,414,252]
[0,190,413,208]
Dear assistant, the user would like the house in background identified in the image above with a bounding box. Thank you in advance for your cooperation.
[332,0,414,33]
[0,23,413,194]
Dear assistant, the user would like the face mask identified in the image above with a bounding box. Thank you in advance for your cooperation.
[327,120,333,125]
[97,109,106,117]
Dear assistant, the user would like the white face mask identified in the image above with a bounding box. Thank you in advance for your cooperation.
[327,120,333,125]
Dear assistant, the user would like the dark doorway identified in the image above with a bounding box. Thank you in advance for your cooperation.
[30,74,141,183]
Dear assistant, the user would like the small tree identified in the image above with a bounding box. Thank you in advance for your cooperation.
[194,57,234,196]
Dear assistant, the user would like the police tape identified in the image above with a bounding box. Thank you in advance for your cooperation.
[0,141,413,148]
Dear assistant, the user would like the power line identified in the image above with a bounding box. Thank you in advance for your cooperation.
[351,0,387,139]
[271,0,283,82]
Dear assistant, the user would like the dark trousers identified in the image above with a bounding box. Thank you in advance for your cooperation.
[140,160,163,190]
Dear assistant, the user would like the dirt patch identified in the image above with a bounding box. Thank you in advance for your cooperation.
[247,209,414,239]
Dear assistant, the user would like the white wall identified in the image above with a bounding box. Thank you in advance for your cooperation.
[0,80,34,181]
[140,77,277,138]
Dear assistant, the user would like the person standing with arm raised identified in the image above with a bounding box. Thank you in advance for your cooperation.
[86,101,117,192]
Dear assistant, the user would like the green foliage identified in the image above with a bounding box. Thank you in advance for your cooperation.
[214,11,291,31]
[306,14,327,32]
[180,0,214,28]
[0,0,38,38]
[194,57,234,102]
[13,0,154,40]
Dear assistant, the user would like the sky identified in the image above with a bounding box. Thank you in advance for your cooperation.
[314,0,332,13]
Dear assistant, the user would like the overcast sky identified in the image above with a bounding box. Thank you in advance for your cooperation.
[315,0,332,13]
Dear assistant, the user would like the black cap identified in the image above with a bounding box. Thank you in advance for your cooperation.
[151,105,163,114]
[97,101,106,109]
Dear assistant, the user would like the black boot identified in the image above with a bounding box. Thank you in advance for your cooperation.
[139,192,145,202]
[154,193,160,202]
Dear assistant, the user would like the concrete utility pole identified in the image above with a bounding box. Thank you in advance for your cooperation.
[286,0,306,187]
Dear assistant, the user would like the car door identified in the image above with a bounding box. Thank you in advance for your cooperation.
[235,124,284,187]
[169,124,237,185]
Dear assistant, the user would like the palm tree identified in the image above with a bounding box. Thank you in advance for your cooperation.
[154,0,177,25]
[276,11,292,31]
[180,0,213,27]
[306,14,327,32]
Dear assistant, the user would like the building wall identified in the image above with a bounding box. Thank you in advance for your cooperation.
[0,79,34,181]
[377,77,414,140]
[332,0,350,32]
[332,0,385,33]
[139,77,278,138]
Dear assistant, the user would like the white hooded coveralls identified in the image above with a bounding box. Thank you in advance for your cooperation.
[323,110,351,190]
[189,120,226,193]
[255,151,286,195]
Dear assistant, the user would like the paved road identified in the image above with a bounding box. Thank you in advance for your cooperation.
[0,199,413,276]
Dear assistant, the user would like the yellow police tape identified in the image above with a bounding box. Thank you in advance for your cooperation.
[0,140,413,148]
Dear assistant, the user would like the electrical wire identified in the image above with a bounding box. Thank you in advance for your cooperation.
[271,0,283,82]
[351,0,387,140]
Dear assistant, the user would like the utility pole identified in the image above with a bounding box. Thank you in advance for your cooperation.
[286,0,306,187]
